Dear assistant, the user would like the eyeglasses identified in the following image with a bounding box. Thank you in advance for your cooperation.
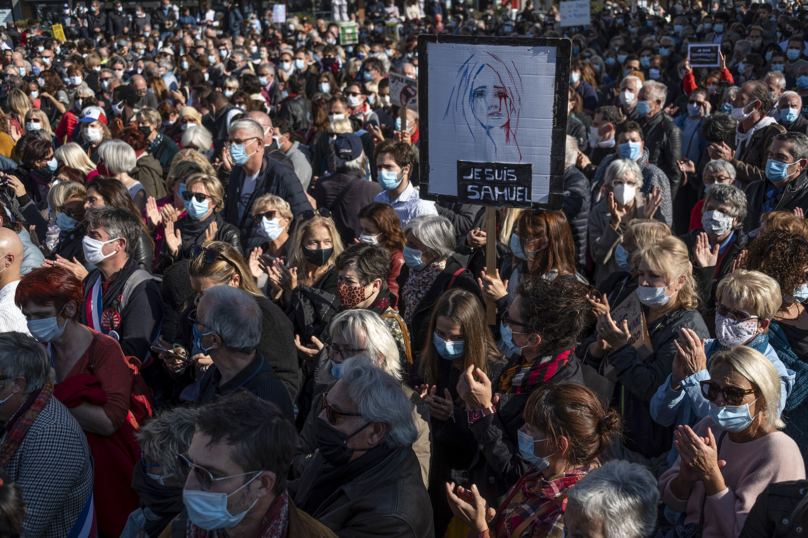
[57,206,80,219]
[190,244,237,268]
[327,342,366,360]
[700,381,757,406]
[187,308,206,328]
[322,391,363,425]
[177,453,260,491]
[253,210,280,223]
[181,191,211,203]
[715,302,759,323]
[502,311,528,330]
[301,208,332,221]
[227,137,259,145]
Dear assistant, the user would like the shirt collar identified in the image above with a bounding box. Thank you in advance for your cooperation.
[718,230,736,254]
[390,182,416,203]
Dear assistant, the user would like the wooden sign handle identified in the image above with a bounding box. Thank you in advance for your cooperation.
[485,206,498,326]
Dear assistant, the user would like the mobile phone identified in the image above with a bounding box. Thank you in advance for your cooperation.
[151,346,190,363]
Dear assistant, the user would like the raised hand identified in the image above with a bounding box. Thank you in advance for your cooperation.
[164,220,182,256]
[202,220,218,246]
[477,267,508,302]
[145,197,162,231]
[643,186,663,220]
[608,192,628,229]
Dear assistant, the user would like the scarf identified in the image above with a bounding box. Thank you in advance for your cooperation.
[147,133,165,155]
[735,115,776,159]
[30,166,53,202]
[499,350,572,395]
[0,382,54,466]
[131,463,184,538]
[187,489,290,538]
[180,212,217,258]
[761,182,786,214]
[402,260,446,325]
[706,332,769,360]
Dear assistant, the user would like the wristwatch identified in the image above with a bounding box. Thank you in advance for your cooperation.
[467,405,497,424]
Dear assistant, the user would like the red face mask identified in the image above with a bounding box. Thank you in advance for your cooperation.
[338,281,367,309]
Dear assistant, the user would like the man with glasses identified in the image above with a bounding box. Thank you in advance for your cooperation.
[190,284,294,421]
[222,118,312,252]
[291,357,433,536]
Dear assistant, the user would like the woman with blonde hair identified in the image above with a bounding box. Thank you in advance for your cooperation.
[54,142,98,182]
[40,181,87,262]
[147,77,171,103]
[660,346,804,536]
[23,109,57,147]
[578,235,709,461]
[173,107,204,145]
[155,173,242,273]
[247,194,294,293]
[6,90,29,135]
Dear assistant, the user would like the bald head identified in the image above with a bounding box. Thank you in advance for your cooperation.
[0,226,23,280]
[246,111,273,144]
[130,74,147,90]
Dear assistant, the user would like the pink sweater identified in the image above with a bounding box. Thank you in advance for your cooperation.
[659,417,805,538]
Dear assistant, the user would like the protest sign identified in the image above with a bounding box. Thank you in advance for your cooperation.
[52,23,66,42]
[389,72,417,111]
[272,4,286,24]
[560,0,591,27]
[339,22,358,45]
[610,291,653,360]
[386,21,399,41]
[688,43,721,68]
[417,35,568,210]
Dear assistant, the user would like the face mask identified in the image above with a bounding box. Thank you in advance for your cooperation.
[368,94,376,106]
[433,333,465,360]
[640,57,651,69]
[704,22,713,30]
[636,100,652,116]
[612,183,636,206]
[363,70,374,82]
[258,217,284,241]
[720,102,733,114]
[359,232,381,244]
[518,429,551,471]
[184,196,210,220]
[686,102,704,118]
[619,90,635,107]
[509,233,536,261]
[788,49,801,61]
[381,95,392,107]
[38,77,45,88]
[25,120,43,131]
[180,60,189,70]
[192,322,215,355]
[27,307,68,343]
[224,89,235,98]
[281,61,293,72]
[637,282,675,307]
[183,472,262,530]
[570,72,580,84]
[208,54,217,64]
[147,472,174,486]
[83,236,119,265]
[315,418,372,466]
[572,46,580,56]
[403,245,427,270]
[770,61,785,72]
[331,361,343,380]
[658,47,670,57]
[714,24,724,33]
[615,243,633,271]
[294,59,306,70]
[347,95,363,108]
[69,76,83,85]
[708,398,760,432]
[605,57,616,66]
[229,142,257,166]
[736,61,745,74]
[378,170,403,190]
[715,311,758,347]
[589,125,603,143]
[56,211,77,231]
[731,103,755,122]
[302,246,333,266]
[618,141,642,161]
[797,77,808,91]
[701,209,734,237]
[765,158,795,184]
[259,76,270,86]
[338,281,369,308]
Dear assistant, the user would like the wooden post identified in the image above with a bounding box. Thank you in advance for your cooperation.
[485,206,498,326]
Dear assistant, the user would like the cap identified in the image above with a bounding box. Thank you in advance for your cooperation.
[334,133,363,161]
[79,106,107,125]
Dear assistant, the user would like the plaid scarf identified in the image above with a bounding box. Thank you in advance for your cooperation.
[493,464,595,538]
[499,350,572,395]
[187,489,289,538]
[0,382,54,467]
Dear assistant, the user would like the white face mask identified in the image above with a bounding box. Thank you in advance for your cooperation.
[258,217,284,241]
[359,233,381,244]
[82,236,119,265]
[715,312,759,347]
[619,90,635,106]
[612,183,636,206]
[84,127,103,143]
[701,209,734,237]
[347,95,363,108]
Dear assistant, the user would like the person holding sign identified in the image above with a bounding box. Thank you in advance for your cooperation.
[650,270,794,470]
[576,236,709,462]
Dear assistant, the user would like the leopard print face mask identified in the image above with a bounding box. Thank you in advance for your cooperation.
[338,281,368,308]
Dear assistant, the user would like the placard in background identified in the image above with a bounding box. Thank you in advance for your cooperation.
[339,22,358,45]
[688,43,721,68]
[389,72,418,111]
[272,4,286,24]
[560,0,591,27]
[51,23,66,42]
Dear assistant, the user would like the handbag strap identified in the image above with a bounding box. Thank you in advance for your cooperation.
[381,312,412,364]
[327,175,362,211]
[696,430,728,534]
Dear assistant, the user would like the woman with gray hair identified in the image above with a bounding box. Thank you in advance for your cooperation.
[180,125,214,157]
[97,139,147,211]
[564,460,659,538]
[659,346,805,536]
[686,159,736,231]
[293,309,431,486]
[121,407,196,538]
[589,158,664,286]
[399,215,481,360]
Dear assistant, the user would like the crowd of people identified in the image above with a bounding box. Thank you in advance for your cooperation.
[0,0,807,536]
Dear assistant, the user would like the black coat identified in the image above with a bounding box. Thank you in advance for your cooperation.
[84,10,107,33]
[397,257,482,362]
[567,115,588,151]
[563,166,591,271]
[784,114,808,135]
[638,111,683,198]
[312,169,383,245]
[51,224,87,266]
[133,228,155,274]
[153,212,242,274]
[279,95,311,133]
[745,169,808,231]
[107,11,129,35]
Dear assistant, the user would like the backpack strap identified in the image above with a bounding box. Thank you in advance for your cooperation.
[447,268,466,289]
[382,311,413,365]
[120,269,155,311]
[327,175,362,211]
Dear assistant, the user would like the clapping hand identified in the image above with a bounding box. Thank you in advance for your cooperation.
[466,227,487,248]
[674,425,726,491]
[586,292,611,316]
[456,365,497,411]
[202,220,218,246]
[445,482,496,534]
[671,328,707,388]
[608,192,628,229]
[595,311,631,350]
[693,232,719,268]
[417,385,454,421]
[145,197,162,231]
[643,186,663,220]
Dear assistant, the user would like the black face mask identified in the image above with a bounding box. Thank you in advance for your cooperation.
[303,245,333,266]
[226,59,238,71]
[315,419,372,466]
[138,125,152,138]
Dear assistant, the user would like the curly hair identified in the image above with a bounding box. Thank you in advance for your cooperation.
[742,230,808,308]
[515,276,597,353]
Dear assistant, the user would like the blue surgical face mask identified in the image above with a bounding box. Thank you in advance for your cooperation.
[658,47,670,57]
[192,323,215,355]
[500,321,530,356]
[615,243,633,271]
[708,398,760,433]
[46,158,58,171]
[640,56,651,68]
[720,102,733,114]
[792,283,808,303]
[798,76,808,90]
[788,48,801,61]
[781,108,801,125]
[637,283,674,307]
[636,100,652,116]
[618,141,643,161]
[183,472,262,530]
[509,233,535,261]
[56,211,78,231]
[605,57,616,66]
[517,429,551,471]
[208,54,217,64]
[433,333,465,360]
[27,305,67,343]
[570,71,580,84]
[259,76,269,86]
[229,142,255,166]
[378,170,403,190]
[765,158,794,185]
[331,361,343,380]
[403,245,427,270]
[183,196,210,219]
[258,217,284,241]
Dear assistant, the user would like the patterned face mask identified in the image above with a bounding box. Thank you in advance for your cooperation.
[338,281,368,308]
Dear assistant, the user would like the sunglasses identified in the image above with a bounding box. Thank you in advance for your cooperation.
[502,311,528,330]
[301,208,332,221]
[190,244,237,268]
[177,453,259,491]
[57,206,81,219]
[700,381,757,406]
[322,391,362,425]
[253,210,280,223]
[715,302,759,323]
[181,191,211,203]
[327,342,366,360]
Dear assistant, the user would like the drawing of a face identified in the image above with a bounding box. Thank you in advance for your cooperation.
[470,65,512,131]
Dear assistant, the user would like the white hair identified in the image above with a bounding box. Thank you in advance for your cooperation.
[329,310,402,381]
[566,460,659,538]
[780,90,802,108]
[768,71,787,92]
[703,159,737,181]
[97,139,136,176]
[620,75,643,91]
[181,125,213,153]
[604,158,643,187]
[642,80,668,104]
[198,285,262,354]
[228,118,264,140]
[405,215,456,262]
[339,356,417,448]
[565,135,579,170]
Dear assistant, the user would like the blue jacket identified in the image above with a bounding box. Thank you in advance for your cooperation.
[673,113,709,157]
